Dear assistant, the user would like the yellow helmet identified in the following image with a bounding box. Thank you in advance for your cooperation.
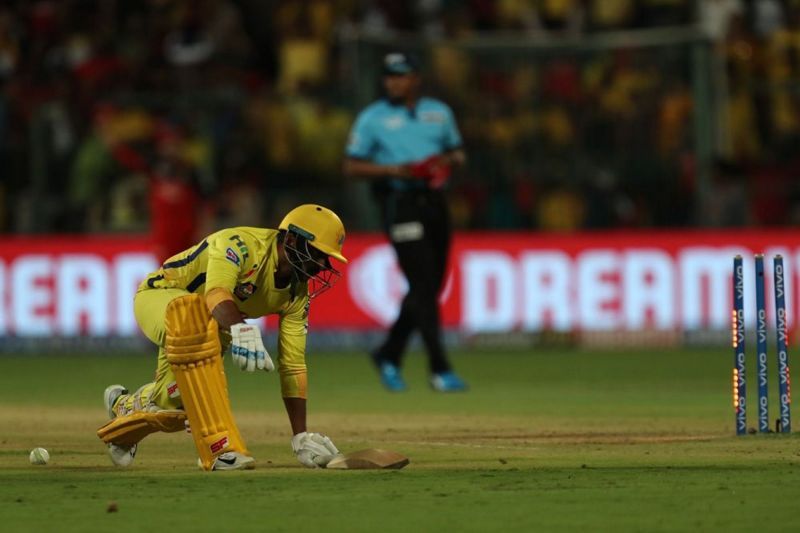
[279,204,348,263]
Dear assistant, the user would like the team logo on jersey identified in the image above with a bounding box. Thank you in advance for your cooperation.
[226,247,240,266]
[167,381,180,398]
[384,116,404,130]
[420,111,445,123]
[234,282,257,301]
[228,235,249,261]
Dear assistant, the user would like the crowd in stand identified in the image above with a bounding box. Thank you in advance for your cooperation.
[1,0,799,242]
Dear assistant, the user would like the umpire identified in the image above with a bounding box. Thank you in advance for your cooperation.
[343,52,467,392]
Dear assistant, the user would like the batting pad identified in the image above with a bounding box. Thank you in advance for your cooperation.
[326,449,410,470]
[165,294,249,471]
[97,410,187,448]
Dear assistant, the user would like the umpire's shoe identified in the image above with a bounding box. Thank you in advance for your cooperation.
[430,371,468,392]
[372,352,407,392]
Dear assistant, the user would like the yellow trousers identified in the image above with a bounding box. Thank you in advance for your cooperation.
[116,288,190,414]
[114,288,233,416]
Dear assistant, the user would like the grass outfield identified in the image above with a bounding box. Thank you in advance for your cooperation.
[0,348,798,532]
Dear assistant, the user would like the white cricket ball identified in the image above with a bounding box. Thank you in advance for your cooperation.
[29,447,50,465]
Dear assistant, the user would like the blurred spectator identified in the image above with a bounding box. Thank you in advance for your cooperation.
[2,0,800,234]
[750,151,793,225]
[535,0,585,35]
[146,126,205,261]
[586,0,637,31]
[538,186,586,230]
[764,6,800,151]
[722,12,761,160]
[638,0,692,27]
[163,3,215,67]
[275,0,332,94]
[290,90,353,180]
[752,0,785,37]
[699,0,744,43]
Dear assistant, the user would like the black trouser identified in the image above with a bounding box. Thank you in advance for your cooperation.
[375,188,452,374]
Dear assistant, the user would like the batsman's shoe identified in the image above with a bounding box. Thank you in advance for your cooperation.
[430,371,468,392]
[108,443,137,467]
[199,451,256,471]
[103,384,138,467]
[372,354,407,392]
[104,384,128,419]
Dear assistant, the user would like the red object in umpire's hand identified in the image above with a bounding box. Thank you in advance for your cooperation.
[409,155,451,189]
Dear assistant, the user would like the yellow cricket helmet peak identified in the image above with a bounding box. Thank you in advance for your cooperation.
[279,204,348,263]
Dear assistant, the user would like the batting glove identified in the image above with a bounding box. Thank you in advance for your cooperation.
[291,432,341,468]
[230,323,274,372]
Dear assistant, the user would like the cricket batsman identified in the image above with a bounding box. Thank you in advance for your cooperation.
[97,204,347,470]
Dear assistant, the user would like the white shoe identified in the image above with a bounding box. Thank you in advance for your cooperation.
[104,384,136,466]
[103,384,128,418]
[108,443,137,467]
[199,451,256,471]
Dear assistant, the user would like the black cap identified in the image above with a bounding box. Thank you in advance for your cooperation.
[382,52,418,75]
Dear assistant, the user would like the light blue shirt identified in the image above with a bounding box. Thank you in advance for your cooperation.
[346,97,462,168]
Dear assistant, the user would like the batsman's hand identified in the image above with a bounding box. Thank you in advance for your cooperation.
[291,431,341,468]
[230,323,275,372]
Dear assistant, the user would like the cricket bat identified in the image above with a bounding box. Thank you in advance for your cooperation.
[326,448,409,470]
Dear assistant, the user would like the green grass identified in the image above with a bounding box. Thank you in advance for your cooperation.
[0,349,799,532]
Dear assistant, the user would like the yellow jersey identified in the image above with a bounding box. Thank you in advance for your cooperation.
[139,227,310,398]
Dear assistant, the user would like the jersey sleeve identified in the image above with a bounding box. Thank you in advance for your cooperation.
[442,104,463,151]
[276,293,310,399]
[346,109,377,160]
[204,230,245,293]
